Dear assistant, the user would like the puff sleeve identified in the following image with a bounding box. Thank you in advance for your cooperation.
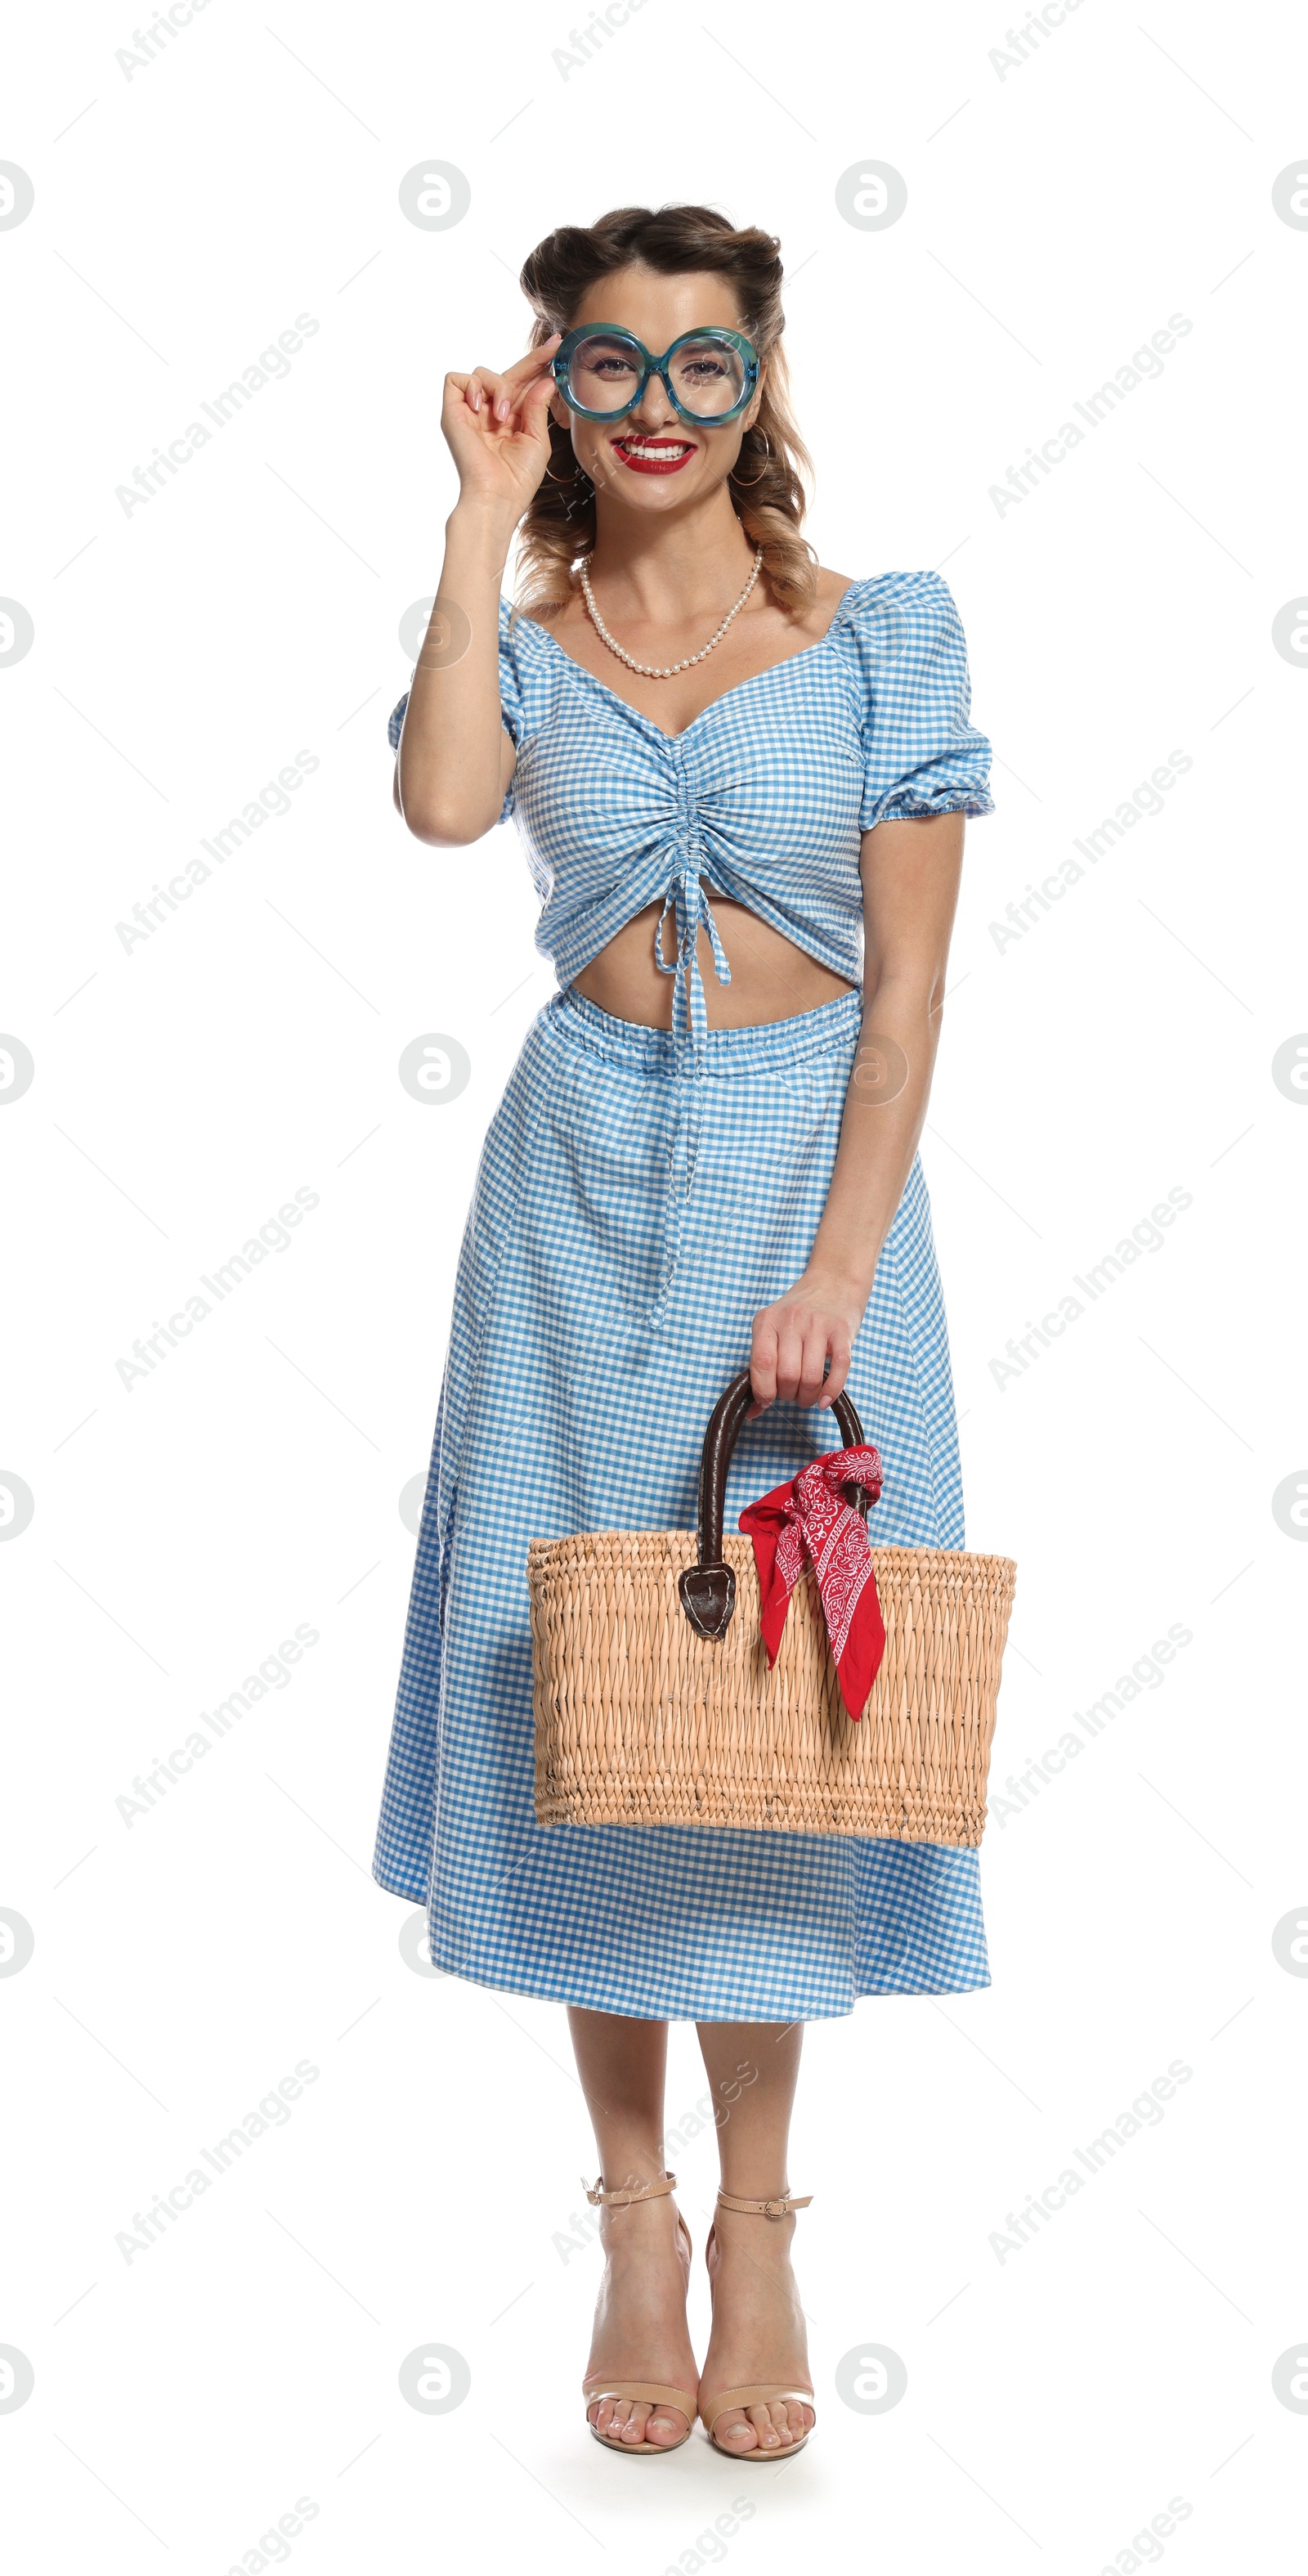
[849,570,994,832]
[386,594,524,828]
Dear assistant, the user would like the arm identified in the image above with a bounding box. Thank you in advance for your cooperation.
[393,336,560,846]
[747,809,965,1416]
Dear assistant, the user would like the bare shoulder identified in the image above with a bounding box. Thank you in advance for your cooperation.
[814,566,858,605]
[782,563,858,643]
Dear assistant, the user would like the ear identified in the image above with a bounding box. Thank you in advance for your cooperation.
[548,388,571,431]
[742,357,768,432]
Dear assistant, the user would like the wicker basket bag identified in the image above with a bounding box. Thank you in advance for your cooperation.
[530,1370,1016,1844]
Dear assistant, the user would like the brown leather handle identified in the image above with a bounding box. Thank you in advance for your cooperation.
[678,1368,868,1640]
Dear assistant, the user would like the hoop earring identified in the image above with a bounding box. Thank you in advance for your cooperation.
[730,432,771,489]
[544,450,591,486]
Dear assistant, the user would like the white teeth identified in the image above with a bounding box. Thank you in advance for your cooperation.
[620,441,692,459]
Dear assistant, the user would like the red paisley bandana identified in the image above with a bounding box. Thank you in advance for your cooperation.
[738,1444,886,1720]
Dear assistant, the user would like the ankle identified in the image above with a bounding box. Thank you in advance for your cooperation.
[710,2201,799,2262]
[590,2174,684,2265]
[587,2153,672,2201]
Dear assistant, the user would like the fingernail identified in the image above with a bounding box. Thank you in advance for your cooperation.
[468,389,481,411]
[496,398,509,420]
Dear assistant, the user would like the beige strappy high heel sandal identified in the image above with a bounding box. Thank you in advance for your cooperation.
[580,2170,698,2457]
[697,2187,817,2461]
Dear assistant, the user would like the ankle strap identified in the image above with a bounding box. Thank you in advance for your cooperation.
[582,2170,678,2207]
[716,2188,813,2219]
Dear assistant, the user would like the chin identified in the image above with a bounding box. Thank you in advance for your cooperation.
[604,467,712,509]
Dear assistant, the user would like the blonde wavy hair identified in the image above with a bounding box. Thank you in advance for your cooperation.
[513,203,818,622]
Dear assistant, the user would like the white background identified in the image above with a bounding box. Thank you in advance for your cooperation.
[2,0,1306,2568]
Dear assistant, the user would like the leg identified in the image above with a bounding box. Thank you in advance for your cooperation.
[567,2006,698,2449]
[695,2018,815,2455]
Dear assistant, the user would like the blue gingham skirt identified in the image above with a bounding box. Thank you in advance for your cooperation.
[372,982,989,2019]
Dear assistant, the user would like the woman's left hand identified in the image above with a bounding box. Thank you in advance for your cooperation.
[746,1275,867,1417]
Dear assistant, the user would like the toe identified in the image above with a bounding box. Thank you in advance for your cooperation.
[620,2403,652,2444]
[786,2399,814,2443]
[714,2408,759,2451]
[646,2408,688,2448]
[747,2403,782,2450]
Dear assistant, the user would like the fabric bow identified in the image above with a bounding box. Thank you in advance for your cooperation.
[737,1444,886,1720]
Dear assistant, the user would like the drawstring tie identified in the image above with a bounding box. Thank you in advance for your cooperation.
[654,864,732,1055]
[647,862,731,1261]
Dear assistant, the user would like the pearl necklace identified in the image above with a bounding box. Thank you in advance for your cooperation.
[578,547,764,679]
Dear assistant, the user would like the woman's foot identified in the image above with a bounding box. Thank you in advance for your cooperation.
[701,2204,815,2453]
[584,2183,698,2449]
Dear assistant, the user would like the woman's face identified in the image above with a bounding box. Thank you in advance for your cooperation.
[550,264,766,517]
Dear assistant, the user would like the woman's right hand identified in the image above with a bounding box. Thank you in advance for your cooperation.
[441,334,562,517]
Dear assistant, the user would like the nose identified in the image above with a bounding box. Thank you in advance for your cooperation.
[628,370,680,432]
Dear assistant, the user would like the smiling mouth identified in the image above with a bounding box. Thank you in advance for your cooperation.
[610,435,697,474]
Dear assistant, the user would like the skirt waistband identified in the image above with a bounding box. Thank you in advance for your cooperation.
[552,980,863,1076]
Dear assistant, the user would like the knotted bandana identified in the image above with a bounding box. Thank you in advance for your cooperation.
[738,1444,886,1720]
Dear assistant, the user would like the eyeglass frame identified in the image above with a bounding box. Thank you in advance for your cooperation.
[550,324,760,427]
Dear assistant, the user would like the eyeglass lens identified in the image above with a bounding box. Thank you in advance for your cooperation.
[564,331,748,420]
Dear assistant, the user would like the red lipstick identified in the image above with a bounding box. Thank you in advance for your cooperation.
[610,435,697,476]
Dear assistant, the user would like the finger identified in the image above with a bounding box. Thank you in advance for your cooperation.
[795,1335,829,1407]
[515,369,558,434]
[821,1341,851,1405]
[463,365,547,421]
[462,366,511,417]
[506,360,566,442]
[446,344,558,410]
[499,331,562,387]
[487,337,564,424]
[748,1324,778,1417]
[524,363,558,411]
[773,1321,806,1406]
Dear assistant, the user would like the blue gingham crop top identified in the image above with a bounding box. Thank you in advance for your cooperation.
[388,568,993,1057]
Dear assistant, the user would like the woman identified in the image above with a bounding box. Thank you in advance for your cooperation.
[373,204,994,2462]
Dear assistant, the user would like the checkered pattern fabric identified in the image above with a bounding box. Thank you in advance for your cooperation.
[372,986,991,2021]
[387,568,993,1059]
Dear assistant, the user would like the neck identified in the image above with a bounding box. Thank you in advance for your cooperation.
[585,489,759,621]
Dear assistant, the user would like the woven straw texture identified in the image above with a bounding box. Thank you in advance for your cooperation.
[531,1532,1017,1844]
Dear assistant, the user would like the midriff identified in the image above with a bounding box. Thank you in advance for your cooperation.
[571,889,857,1030]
